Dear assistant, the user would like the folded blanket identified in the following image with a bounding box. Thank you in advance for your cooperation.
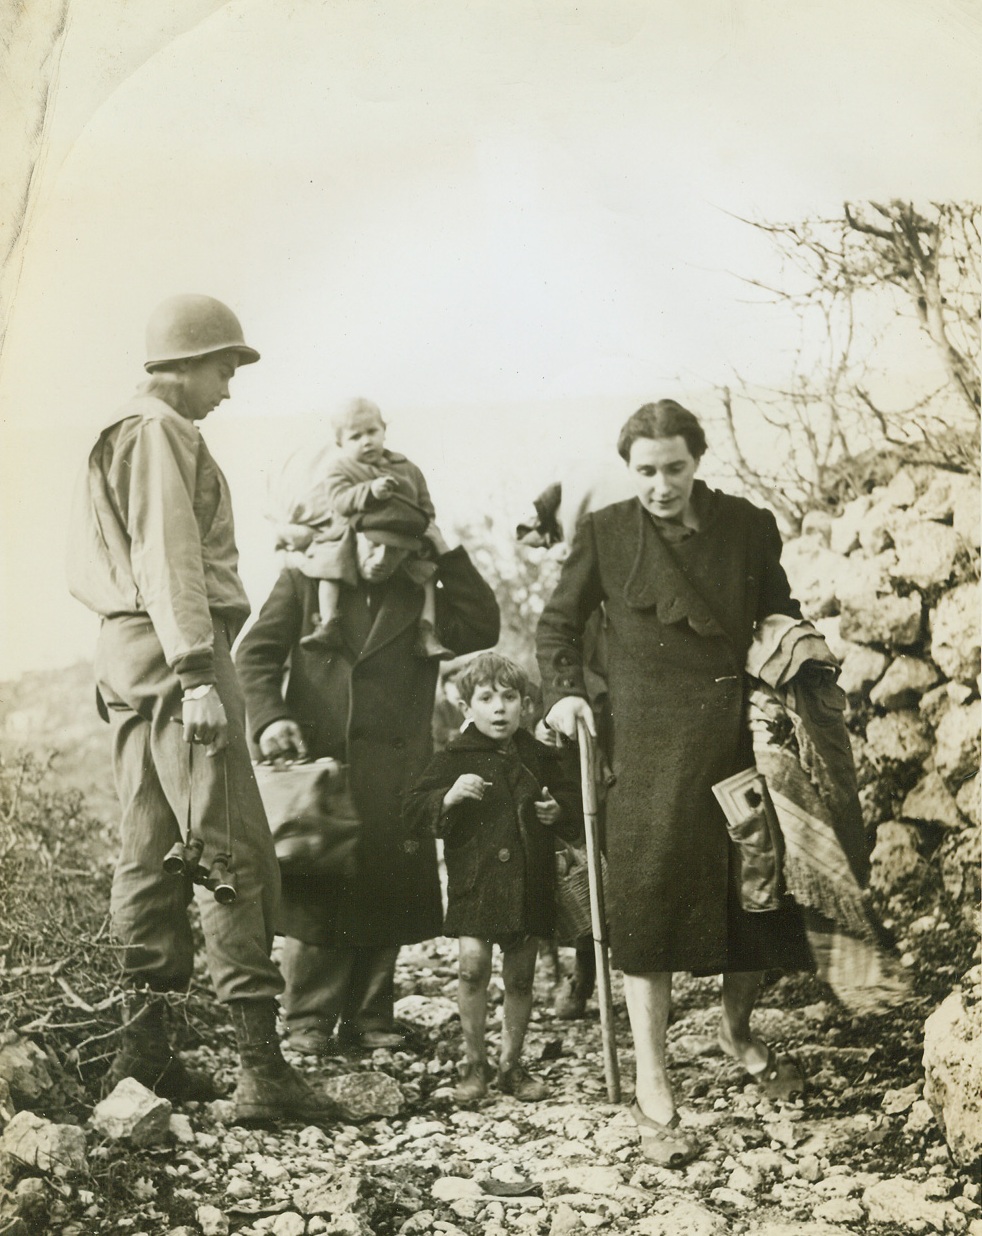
[743,619,909,1015]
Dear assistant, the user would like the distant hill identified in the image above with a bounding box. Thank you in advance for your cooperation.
[0,661,117,822]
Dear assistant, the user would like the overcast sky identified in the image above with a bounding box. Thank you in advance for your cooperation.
[1,0,979,679]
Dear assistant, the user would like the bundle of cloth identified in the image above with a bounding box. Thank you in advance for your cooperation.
[743,614,909,1016]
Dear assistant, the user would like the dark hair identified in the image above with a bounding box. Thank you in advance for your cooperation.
[616,400,707,463]
[455,652,530,705]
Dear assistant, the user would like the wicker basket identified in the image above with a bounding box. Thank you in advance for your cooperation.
[555,844,608,943]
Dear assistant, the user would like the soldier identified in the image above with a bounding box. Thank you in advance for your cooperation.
[68,294,337,1124]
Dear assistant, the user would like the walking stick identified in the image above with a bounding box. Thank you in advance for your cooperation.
[576,716,621,1103]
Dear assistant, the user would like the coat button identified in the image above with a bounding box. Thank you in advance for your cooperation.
[497,848,511,863]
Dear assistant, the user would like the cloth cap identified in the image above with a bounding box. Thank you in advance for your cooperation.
[352,494,429,550]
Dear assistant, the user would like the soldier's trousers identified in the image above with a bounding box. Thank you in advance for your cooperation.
[95,614,284,1003]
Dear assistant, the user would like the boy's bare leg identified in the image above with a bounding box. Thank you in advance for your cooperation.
[415,577,452,659]
[421,578,438,628]
[498,935,539,1072]
[301,580,344,651]
[623,971,675,1124]
[457,937,493,1067]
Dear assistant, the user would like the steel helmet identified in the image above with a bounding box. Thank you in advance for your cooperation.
[144,294,260,371]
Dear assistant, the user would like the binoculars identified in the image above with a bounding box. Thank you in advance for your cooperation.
[162,838,237,904]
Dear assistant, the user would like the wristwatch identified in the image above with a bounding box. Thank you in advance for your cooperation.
[182,684,215,702]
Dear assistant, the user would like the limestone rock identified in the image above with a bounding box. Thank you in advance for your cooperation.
[891,522,964,589]
[393,995,459,1030]
[869,822,928,894]
[934,700,982,786]
[939,827,982,908]
[923,972,982,1167]
[295,1169,361,1217]
[930,583,980,683]
[951,473,981,549]
[839,591,923,648]
[869,655,942,710]
[837,646,889,702]
[0,1111,86,1178]
[863,1175,958,1231]
[829,496,870,556]
[864,712,932,767]
[902,771,964,829]
[800,509,833,545]
[0,1080,14,1130]
[90,1077,172,1147]
[781,540,848,619]
[955,775,979,827]
[196,1205,230,1236]
[322,1071,403,1121]
[0,1037,53,1108]
[636,1199,728,1234]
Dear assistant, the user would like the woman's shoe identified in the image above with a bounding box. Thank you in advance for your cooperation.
[629,1101,700,1168]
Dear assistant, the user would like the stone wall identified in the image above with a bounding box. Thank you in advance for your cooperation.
[780,462,980,939]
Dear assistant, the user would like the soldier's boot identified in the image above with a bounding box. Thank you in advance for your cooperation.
[105,991,221,1102]
[229,999,341,1126]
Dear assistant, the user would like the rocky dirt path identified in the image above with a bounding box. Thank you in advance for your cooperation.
[36,935,978,1236]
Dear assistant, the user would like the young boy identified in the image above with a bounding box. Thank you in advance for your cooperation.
[275,398,450,658]
[403,652,582,1103]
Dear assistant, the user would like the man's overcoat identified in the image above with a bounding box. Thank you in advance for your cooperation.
[537,483,812,975]
[236,547,499,946]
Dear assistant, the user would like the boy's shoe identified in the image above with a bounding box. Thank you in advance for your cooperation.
[497,1063,550,1102]
[554,975,588,1020]
[454,1061,493,1104]
[413,620,453,660]
[300,616,345,653]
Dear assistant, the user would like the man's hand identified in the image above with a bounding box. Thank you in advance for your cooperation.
[259,719,308,763]
[544,696,595,740]
[370,475,398,501]
[182,688,228,755]
[424,521,451,557]
[443,774,492,810]
[534,786,561,827]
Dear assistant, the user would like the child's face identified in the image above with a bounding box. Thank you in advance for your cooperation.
[462,680,526,743]
[337,406,386,465]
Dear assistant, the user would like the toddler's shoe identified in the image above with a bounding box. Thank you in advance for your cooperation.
[300,616,345,653]
[497,1062,550,1102]
[454,1060,493,1104]
[413,620,453,660]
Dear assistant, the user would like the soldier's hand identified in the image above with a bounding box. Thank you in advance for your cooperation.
[182,688,228,755]
[545,696,595,741]
[259,719,308,763]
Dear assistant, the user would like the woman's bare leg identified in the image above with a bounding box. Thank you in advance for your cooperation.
[623,970,675,1125]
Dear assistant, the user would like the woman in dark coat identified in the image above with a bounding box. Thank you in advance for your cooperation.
[536,400,811,1166]
[237,528,500,1051]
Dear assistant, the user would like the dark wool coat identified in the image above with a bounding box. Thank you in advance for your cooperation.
[403,727,582,940]
[536,483,812,975]
[236,547,500,947]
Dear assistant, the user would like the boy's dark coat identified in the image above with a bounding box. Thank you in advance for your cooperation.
[236,547,500,946]
[403,726,582,940]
